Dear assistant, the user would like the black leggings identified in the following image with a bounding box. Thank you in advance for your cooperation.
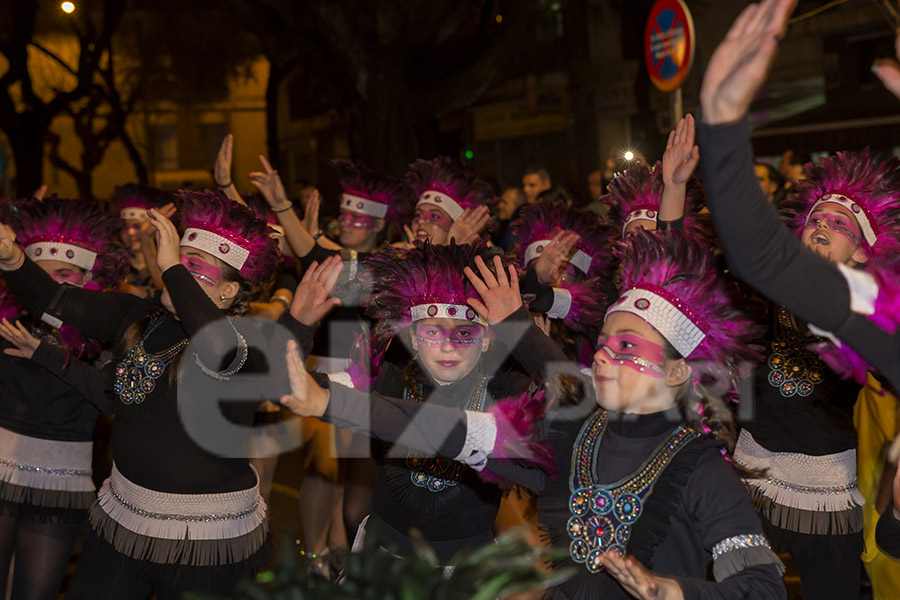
[0,504,83,600]
[65,526,266,600]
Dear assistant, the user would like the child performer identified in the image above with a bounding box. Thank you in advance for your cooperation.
[280,231,786,599]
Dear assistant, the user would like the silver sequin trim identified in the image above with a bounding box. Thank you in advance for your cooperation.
[108,482,259,522]
[711,534,771,560]
[0,457,91,478]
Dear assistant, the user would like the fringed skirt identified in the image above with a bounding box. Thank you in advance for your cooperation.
[0,426,95,522]
[735,429,864,536]
[89,463,269,568]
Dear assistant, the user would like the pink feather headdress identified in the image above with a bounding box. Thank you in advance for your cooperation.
[511,199,610,279]
[364,240,513,341]
[782,149,900,260]
[333,159,412,227]
[178,191,279,286]
[555,277,607,333]
[608,231,763,398]
[603,162,710,242]
[112,183,173,222]
[1,196,128,290]
[406,157,498,226]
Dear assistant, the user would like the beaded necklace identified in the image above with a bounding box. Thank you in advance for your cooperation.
[767,306,825,397]
[402,374,489,493]
[113,317,188,405]
[566,408,700,573]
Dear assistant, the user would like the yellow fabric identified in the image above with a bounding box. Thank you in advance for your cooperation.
[854,373,900,598]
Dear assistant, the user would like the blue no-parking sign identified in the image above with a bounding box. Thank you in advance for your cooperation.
[645,0,695,92]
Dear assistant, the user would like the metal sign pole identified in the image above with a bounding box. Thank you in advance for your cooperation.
[670,87,683,126]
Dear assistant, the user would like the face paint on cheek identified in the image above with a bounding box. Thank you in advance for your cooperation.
[180,255,221,287]
[50,270,87,286]
[413,210,452,232]
[805,213,862,246]
[414,324,485,347]
[339,211,375,229]
[596,333,665,378]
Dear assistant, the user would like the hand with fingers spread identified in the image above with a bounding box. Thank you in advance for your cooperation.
[280,339,329,417]
[249,155,291,211]
[599,552,683,600]
[301,190,321,235]
[0,318,40,360]
[147,209,181,272]
[700,0,797,125]
[662,114,700,187]
[139,202,177,240]
[446,206,491,245]
[0,223,22,268]
[874,35,900,101]
[464,254,522,325]
[215,134,234,188]
[291,255,344,325]
[534,230,580,285]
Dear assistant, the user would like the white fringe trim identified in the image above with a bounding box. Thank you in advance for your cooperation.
[735,430,864,513]
[0,427,94,493]
[96,463,266,541]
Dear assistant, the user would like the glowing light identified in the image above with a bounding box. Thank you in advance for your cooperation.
[495,14,503,23]
[624,151,635,161]
[61,2,75,13]
[464,150,474,160]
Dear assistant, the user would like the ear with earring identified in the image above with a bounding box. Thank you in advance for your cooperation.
[219,293,226,301]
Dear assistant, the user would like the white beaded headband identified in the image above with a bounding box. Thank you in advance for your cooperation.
[523,240,593,274]
[119,208,148,222]
[805,193,877,246]
[606,286,705,358]
[340,193,388,219]
[416,190,465,221]
[623,208,658,236]
[410,302,483,324]
[181,228,250,271]
[25,242,97,272]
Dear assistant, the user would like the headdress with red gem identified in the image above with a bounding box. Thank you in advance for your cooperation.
[511,199,610,279]
[607,231,762,390]
[364,240,513,341]
[603,162,709,241]
[178,191,279,285]
[2,196,128,290]
[333,159,412,227]
[782,149,900,260]
[407,157,498,224]
[112,183,173,222]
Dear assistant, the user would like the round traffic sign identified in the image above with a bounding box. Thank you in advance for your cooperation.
[645,0,695,93]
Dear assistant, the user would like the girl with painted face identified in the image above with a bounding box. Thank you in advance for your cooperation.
[290,241,548,565]
[0,192,338,599]
[280,231,786,599]
[112,183,176,296]
[0,196,127,600]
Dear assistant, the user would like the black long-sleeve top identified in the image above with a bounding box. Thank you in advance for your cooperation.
[3,257,314,494]
[323,308,785,599]
[697,116,900,393]
[876,505,900,558]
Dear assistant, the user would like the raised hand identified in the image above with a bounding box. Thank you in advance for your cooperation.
[215,134,234,187]
[280,339,329,417]
[139,202,177,239]
[302,190,321,235]
[599,552,684,600]
[699,0,797,125]
[662,114,700,186]
[249,155,291,211]
[0,223,22,268]
[534,230,580,285]
[147,208,181,272]
[873,35,900,101]
[0,318,40,360]
[446,206,491,245]
[464,254,522,324]
[33,184,48,201]
[290,254,343,325]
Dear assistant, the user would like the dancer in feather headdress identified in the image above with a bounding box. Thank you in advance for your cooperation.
[112,183,175,295]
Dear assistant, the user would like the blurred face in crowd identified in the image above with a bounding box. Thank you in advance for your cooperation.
[36,259,90,287]
[121,218,144,248]
[338,210,384,252]
[498,188,523,220]
[780,151,806,183]
[588,170,604,200]
[754,164,779,203]
[801,201,868,266]
[412,203,453,245]
[592,311,690,414]
[522,174,550,204]
[411,318,489,385]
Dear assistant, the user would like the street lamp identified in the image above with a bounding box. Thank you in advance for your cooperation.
[61,2,75,14]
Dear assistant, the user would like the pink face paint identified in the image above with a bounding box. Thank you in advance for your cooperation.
[49,269,87,286]
[339,210,375,229]
[180,254,221,287]
[413,207,452,232]
[596,333,664,377]
[805,212,862,246]
[414,323,485,347]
